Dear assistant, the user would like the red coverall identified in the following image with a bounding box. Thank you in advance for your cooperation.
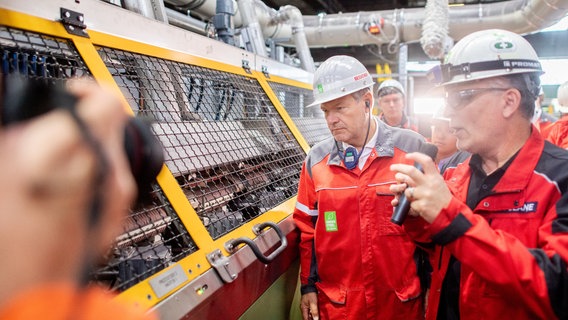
[546,116,568,149]
[405,128,568,319]
[293,119,427,319]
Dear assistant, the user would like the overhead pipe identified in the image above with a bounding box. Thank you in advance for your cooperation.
[237,0,268,56]
[273,0,568,48]
[158,0,568,60]
[166,8,209,35]
[123,0,169,23]
[271,5,315,72]
[165,0,568,49]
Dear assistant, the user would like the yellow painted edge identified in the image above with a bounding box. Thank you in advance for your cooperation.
[265,74,312,90]
[115,197,296,309]
[88,29,254,78]
[255,72,311,154]
[0,8,71,37]
[70,35,216,248]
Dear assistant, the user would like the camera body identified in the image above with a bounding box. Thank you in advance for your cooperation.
[1,75,164,194]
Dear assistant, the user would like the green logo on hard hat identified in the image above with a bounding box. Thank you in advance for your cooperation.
[493,41,514,50]
[317,84,324,93]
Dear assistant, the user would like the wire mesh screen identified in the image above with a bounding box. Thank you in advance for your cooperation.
[97,47,306,240]
[268,82,330,146]
[0,25,196,292]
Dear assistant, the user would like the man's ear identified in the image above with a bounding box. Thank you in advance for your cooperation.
[502,88,522,118]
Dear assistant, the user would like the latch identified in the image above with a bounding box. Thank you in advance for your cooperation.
[60,8,89,38]
[242,59,251,74]
[261,65,270,78]
[206,249,237,283]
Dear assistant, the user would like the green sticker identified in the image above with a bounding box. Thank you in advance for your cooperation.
[324,211,338,232]
[317,84,324,93]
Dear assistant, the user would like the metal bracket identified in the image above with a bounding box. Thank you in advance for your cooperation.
[261,65,270,78]
[242,59,251,74]
[60,8,89,38]
[206,249,237,283]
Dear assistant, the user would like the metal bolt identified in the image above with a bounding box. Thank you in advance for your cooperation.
[77,15,84,22]
[68,25,75,31]
[64,11,71,18]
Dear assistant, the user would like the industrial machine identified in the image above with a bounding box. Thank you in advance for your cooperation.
[0,1,331,318]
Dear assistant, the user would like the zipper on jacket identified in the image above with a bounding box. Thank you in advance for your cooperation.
[438,246,444,270]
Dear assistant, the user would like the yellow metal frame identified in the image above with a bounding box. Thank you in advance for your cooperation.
[0,8,307,310]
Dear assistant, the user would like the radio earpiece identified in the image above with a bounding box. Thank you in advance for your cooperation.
[365,100,370,108]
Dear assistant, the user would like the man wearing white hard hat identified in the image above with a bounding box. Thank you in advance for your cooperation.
[546,81,568,149]
[293,55,428,319]
[390,29,568,319]
[377,79,418,131]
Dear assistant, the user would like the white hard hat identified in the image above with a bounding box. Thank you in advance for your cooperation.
[306,55,374,108]
[427,29,543,86]
[378,79,405,96]
[557,81,568,113]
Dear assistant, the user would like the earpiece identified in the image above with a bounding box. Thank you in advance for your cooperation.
[365,100,370,109]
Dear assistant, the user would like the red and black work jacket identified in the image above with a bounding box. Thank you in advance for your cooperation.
[405,127,568,320]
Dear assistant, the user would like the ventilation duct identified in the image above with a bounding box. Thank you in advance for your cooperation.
[421,0,450,59]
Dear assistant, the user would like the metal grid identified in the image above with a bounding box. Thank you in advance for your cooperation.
[97,47,306,239]
[268,82,330,146]
[0,25,196,292]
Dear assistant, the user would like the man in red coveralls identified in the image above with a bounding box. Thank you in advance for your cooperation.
[293,55,428,319]
[391,29,568,320]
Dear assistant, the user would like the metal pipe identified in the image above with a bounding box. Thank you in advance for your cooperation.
[237,0,267,56]
[272,5,315,72]
[166,8,208,35]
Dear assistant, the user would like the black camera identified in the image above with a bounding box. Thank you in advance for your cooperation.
[0,74,164,195]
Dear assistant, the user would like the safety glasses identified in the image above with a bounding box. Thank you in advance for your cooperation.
[445,88,509,110]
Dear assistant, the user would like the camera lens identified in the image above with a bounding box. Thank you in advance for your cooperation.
[2,75,164,195]
[123,117,164,195]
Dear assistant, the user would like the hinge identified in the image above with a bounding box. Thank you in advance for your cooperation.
[261,65,270,78]
[60,8,89,38]
[242,59,251,74]
[206,249,237,283]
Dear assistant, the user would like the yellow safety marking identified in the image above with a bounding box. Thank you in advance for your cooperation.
[0,8,70,37]
[115,197,296,308]
[265,74,312,90]
[256,73,311,154]
[88,30,254,78]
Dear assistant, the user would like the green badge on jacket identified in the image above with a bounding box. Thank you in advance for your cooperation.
[324,211,338,232]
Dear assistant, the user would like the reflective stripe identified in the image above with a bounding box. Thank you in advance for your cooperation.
[315,186,358,192]
[368,181,397,187]
[296,201,318,216]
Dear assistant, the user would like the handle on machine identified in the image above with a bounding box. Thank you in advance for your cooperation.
[225,221,287,264]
